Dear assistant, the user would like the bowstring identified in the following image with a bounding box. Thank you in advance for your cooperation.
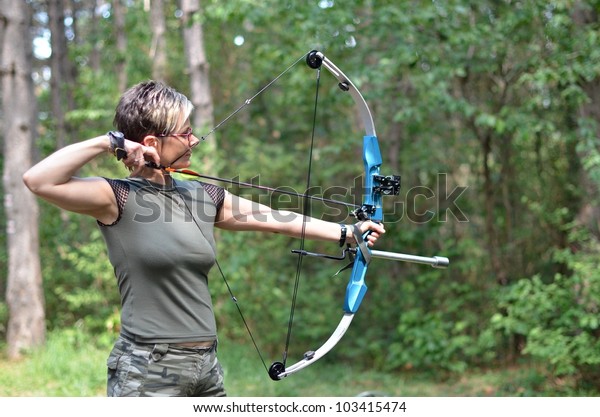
[161,51,329,376]
[213,259,270,373]
[181,51,320,377]
[281,65,322,368]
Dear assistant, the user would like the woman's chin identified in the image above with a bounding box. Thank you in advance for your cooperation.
[171,160,192,169]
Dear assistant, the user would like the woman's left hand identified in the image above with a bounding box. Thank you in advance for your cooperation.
[352,221,386,247]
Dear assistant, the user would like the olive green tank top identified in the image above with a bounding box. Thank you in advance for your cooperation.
[99,177,224,344]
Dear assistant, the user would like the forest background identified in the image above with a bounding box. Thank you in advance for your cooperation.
[1,0,600,396]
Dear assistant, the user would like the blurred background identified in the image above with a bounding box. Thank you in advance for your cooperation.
[1,0,600,396]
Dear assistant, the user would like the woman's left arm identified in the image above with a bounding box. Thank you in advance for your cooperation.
[215,192,385,247]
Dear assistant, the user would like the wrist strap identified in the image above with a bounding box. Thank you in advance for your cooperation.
[338,224,347,247]
[351,223,371,264]
[107,131,127,161]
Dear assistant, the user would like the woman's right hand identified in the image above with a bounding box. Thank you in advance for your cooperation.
[118,138,160,171]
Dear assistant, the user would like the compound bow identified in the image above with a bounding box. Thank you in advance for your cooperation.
[266,51,448,380]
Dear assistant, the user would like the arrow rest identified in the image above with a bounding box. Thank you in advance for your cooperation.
[352,204,376,221]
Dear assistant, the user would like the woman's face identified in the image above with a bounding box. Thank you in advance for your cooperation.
[155,117,200,168]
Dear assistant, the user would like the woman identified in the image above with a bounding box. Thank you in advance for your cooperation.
[23,80,385,397]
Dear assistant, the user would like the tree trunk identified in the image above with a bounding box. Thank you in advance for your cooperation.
[180,0,217,174]
[87,0,101,72]
[149,0,168,82]
[1,0,46,359]
[112,0,127,92]
[572,4,600,239]
[48,0,68,148]
[479,130,504,285]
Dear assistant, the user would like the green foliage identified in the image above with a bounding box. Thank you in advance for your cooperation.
[491,227,600,390]
[376,269,496,374]
[37,204,120,333]
[388,309,471,373]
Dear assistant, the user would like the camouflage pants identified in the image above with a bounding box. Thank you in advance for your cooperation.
[106,335,226,397]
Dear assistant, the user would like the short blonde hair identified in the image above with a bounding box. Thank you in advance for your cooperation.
[113,81,194,142]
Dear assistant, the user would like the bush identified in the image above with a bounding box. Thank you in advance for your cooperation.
[491,228,600,391]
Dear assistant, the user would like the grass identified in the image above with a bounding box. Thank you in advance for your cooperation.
[0,329,589,397]
[0,329,107,396]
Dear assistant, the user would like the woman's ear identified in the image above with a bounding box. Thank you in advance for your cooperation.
[142,135,159,148]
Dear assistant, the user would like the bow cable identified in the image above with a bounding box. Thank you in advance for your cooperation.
[173,179,270,374]
[281,61,322,370]
[201,54,308,142]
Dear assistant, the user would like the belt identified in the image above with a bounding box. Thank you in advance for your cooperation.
[119,330,216,349]
[171,340,215,349]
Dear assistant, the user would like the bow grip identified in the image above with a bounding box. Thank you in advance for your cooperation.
[343,224,373,314]
[343,243,369,314]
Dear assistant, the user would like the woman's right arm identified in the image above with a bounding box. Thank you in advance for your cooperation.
[23,135,122,223]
